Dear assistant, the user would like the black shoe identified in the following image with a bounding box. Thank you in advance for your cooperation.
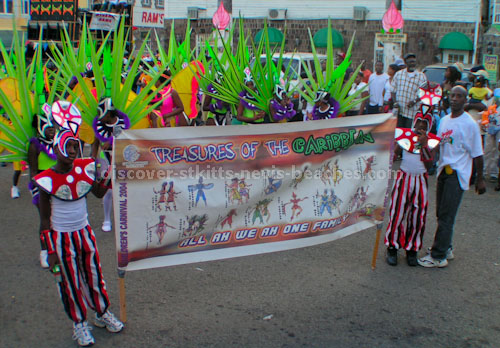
[406,250,418,266]
[386,247,397,266]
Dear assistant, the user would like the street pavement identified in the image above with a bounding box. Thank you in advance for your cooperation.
[0,163,499,348]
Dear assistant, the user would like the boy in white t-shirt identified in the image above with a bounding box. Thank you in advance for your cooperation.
[418,86,486,268]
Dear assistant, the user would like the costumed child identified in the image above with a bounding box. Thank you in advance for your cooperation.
[269,84,296,123]
[148,70,186,128]
[234,69,266,125]
[27,109,57,267]
[35,122,123,346]
[91,97,130,232]
[203,72,229,126]
[311,90,340,120]
[385,83,442,266]
[0,108,24,198]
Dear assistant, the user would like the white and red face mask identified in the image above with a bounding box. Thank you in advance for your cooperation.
[51,101,82,136]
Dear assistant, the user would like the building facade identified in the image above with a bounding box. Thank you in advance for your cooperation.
[158,0,491,73]
[0,0,30,47]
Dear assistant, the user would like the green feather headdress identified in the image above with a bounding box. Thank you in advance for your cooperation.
[0,23,60,161]
[198,18,290,115]
[51,17,165,128]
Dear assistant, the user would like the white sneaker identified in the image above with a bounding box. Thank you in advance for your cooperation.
[40,250,49,269]
[94,310,124,333]
[418,254,448,268]
[72,321,94,346]
[426,247,454,260]
[11,186,19,199]
[102,221,112,232]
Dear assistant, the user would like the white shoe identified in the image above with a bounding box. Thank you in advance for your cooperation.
[11,186,19,199]
[426,247,454,260]
[72,321,94,346]
[40,250,49,269]
[418,254,448,268]
[102,221,112,232]
[94,310,124,333]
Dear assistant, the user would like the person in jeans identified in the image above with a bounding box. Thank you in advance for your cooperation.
[391,53,427,128]
[418,86,486,268]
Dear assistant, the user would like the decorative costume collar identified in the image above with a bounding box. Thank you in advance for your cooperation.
[239,90,259,110]
[395,128,441,154]
[270,99,296,121]
[92,111,130,143]
[33,158,96,201]
[30,137,57,160]
[312,98,340,120]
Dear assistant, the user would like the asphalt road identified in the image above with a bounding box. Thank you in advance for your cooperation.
[0,163,499,348]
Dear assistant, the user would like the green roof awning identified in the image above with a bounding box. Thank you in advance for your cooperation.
[313,27,344,48]
[439,32,473,51]
[254,27,284,45]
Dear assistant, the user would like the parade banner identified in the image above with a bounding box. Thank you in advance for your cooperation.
[113,114,396,271]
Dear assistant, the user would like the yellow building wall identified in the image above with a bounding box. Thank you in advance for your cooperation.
[0,0,29,30]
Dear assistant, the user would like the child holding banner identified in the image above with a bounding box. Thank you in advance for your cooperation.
[35,121,123,346]
[385,82,443,266]
[385,115,436,266]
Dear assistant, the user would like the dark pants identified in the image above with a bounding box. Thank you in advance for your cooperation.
[366,104,380,114]
[397,115,413,128]
[431,171,464,260]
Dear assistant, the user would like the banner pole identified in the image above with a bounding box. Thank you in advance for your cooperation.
[118,269,127,323]
[371,223,383,270]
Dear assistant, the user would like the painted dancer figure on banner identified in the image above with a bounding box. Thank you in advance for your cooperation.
[348,186,369,212]
[148,215,176,245]
[329,189,343,215]
[188,177,214,207]
[165,181,181,211]
[228,178,242,204]
[153,182,169,211]
[219,209,237,229]
[318,190,333,216]
[183,214,208,237]
[320,160,343,186]
[291,165,310,189]
[252,199,273,224]
[361,155,377,179]
[264,177,282,195]
[283,192,308,221]
[238,179,251,204]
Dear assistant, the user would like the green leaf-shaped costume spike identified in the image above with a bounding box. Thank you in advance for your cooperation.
[0,21,37,162]
[51,16,165,133]
[102,45,113,98]
[197,17,289,119]
[297,19,368,115]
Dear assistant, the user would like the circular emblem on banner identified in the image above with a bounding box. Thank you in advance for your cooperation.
[123,145,140,163]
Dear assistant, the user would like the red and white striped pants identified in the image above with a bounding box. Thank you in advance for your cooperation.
[48,225,110,323]
[384,170,428,251]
